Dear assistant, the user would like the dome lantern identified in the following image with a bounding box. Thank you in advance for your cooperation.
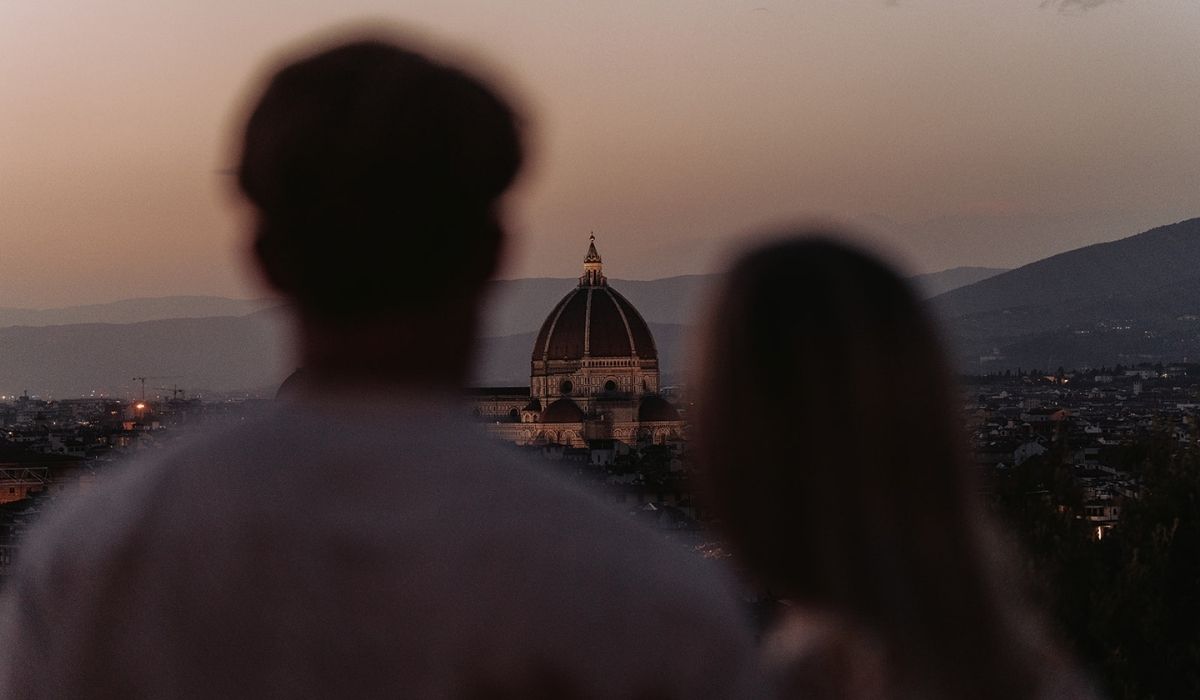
[580,233,606,287]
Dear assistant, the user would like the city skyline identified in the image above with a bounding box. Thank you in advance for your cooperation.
[2,1,1198,307]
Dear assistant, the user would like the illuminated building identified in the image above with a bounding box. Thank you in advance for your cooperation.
[472,237,684,447]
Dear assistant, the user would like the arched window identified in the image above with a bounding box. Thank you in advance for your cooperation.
[560,380,573,394]
[604,380,617,392]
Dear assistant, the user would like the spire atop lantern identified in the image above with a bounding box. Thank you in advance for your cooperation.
[580,233,606,287]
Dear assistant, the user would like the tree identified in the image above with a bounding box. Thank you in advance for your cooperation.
[989,427,1200,699]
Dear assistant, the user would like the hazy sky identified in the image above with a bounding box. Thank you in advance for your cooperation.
[2,1,1197,307]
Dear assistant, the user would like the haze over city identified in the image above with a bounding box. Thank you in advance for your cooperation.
[2,0,1198,307]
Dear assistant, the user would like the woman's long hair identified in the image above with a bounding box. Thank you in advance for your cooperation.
[694,233,1058,699]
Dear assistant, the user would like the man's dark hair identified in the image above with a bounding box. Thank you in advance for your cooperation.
[238,39,523,316]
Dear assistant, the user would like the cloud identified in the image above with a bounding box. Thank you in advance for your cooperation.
[1041,0,1118,11]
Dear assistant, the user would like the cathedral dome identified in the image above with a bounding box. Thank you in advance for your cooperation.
[532,237,658,363]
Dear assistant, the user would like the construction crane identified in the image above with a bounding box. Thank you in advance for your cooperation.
[131,376,180,402]
[154,385,186,400]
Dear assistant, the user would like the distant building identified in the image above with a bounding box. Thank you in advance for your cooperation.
[0,446,85,505]
[1021,407,1069,424]
[472,237,684,448]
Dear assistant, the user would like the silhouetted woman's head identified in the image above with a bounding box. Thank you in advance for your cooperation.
[695,232,1049,698]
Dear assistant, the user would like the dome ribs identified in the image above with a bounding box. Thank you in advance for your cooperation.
[542,290,588,360]
[535,290,579,361]
[532,286,657,363]
[583,288,593,357]
[586,289,633,357]
[606,287,657,359]
[602,288,639,358]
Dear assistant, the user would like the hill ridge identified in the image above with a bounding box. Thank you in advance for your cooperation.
[933,217,1200,318]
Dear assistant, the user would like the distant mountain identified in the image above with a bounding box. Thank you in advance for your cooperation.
[470,264,1016,382]
[479,268,983,339]
[931,218,1200,371]
[0,241,1116,395]
[472,323,691,387]
[910,267,1007,298]
[0,310,292,398]
[0,296,277,328]
[934,218,1200,318]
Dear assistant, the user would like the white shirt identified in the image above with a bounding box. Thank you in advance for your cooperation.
[0,396,761,698]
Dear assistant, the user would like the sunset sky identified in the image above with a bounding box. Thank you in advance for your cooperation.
[2,1,1197,307]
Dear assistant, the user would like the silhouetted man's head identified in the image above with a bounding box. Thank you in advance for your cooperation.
[239,38,523,318]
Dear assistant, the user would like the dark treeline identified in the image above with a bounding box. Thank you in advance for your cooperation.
[990,427,1200,699]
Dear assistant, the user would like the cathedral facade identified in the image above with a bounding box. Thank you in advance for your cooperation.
[472,237,683,448]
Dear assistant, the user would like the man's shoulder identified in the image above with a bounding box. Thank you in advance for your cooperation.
[1,402,765,697]
[8,425,232,579]
[251,401,750,619]
[19,403,715,589]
